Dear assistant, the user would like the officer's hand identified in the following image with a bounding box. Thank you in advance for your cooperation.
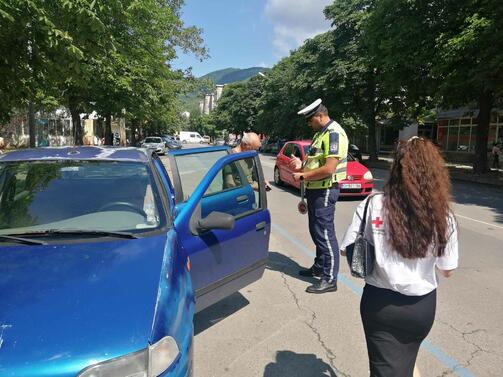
[340,249,347,257]
[292,172,304,182]
[289,154,302,170]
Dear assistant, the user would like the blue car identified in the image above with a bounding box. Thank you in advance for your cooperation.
[0,146,270,377]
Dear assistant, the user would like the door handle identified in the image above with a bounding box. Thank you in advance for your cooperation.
[236,195,248,203]
[256,221,266,231]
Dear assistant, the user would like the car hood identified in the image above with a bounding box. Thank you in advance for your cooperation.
[345,161,369,177]
[0,235,168,376]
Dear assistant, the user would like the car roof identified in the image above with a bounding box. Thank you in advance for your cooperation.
[285,140,312,146]
[0,147,150,163]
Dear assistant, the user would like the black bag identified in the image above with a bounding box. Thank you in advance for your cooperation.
[346,195,375,278]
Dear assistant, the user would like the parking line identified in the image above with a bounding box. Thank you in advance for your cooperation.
[454,213,503,230]
[271,222,475,377]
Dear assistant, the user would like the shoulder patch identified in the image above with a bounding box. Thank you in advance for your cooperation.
[328,132,339,155]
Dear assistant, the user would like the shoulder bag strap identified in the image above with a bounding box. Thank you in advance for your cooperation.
[358,194,375,235]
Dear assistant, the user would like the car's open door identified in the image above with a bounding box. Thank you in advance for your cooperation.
[167,147,270,312]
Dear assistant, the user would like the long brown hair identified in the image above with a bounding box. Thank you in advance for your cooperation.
[383,137,452,258]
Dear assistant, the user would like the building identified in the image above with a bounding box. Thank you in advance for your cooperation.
[0,108,127,147]
[199,84,225,115]
[436,108,503,153]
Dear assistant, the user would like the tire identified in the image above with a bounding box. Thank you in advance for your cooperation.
[274,166,283,186]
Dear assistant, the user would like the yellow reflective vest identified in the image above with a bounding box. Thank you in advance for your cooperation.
[304,120,348,189]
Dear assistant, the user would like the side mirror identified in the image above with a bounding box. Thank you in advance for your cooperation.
[195,211,235,234]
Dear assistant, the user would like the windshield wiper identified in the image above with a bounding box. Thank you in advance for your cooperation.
[11,229,139,240]
[0,235,47,245]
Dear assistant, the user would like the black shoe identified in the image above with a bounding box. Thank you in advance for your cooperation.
[299,266,322,278]
[306,280,337,294]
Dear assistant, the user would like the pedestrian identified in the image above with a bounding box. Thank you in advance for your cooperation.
[492,142,501,170]
[224,132,272,191]
[289,99,349,293]
[340,136,458,376]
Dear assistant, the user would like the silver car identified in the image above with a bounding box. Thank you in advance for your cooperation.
[142,136,167,155]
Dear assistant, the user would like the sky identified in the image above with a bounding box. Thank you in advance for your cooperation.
[173,0,333,77]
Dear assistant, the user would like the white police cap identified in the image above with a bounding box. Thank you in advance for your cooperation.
[297,98,322,118]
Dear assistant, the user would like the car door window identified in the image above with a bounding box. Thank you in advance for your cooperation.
[201,157,263,218]
[172,150,228,201]
[292,144,302,159]
[282,143,293,157]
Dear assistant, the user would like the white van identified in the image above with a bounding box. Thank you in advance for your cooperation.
[179,131,203,144]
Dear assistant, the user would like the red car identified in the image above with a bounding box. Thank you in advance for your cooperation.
[274,140,373,196]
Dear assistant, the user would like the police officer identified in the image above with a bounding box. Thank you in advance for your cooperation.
[290,99,348,293]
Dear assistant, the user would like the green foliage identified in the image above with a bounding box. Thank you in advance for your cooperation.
[366,0,503,171]
[212,78,264,136]
[0,0,206,140]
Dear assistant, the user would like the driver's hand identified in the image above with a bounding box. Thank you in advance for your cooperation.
[289,154,302,170]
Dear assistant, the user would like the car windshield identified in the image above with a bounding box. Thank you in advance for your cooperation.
[0,160,166,236]
[145,137,162,143]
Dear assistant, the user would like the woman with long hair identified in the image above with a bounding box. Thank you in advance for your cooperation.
[341,137,458,376]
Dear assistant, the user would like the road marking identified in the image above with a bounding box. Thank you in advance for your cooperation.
[454,213,503,230]
[271,223,475,377]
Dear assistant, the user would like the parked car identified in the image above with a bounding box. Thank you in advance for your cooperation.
[202,135,211,144]
[214,138,226,146]
[274,140,373,196]
[142,136,167,155]
[0,146,270,377]
[226,139,240,148]
[162,135,182,150]
[179,131,203,144]
[260,138,286,154]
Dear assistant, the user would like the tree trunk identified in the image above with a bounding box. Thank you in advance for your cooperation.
[367,115,378,162]
[366,74,379,162]
[70,107,82,146]
[28,102,36,148]
[105,113,112,145]
[473,90,493,174]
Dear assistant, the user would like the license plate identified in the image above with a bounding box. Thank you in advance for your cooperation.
[341,183,361,189]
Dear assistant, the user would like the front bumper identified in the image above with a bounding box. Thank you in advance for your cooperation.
[339,180,373,196]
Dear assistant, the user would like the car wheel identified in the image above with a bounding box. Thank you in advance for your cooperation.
[274,166,283,186]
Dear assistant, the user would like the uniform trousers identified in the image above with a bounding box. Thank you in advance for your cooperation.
[305,185,339,282]
[360,284,436,377]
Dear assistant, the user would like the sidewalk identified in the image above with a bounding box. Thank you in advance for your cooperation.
[362,154,503,189]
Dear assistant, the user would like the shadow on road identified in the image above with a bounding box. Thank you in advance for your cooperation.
[451,181,503,224]
[266,251,318,284]
[194,292,249,335]
[371,167,503,224]
[263,350,337,377]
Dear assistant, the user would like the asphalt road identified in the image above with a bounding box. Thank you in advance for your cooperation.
[181,147,503,377]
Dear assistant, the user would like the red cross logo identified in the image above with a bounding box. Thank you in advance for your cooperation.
[372,217,383,228]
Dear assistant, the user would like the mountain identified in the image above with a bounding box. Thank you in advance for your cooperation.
[179,67,271,115]
[200,67,270,85]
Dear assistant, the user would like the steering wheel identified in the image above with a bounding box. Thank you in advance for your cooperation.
[99,201,147,217]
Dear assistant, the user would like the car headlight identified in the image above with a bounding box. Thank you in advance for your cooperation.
[78,336,179,377]
[363,171,373,180]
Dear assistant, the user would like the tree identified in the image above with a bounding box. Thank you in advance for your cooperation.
[213,78,263,136]
[0,0,206,145]
[366,0,503,172]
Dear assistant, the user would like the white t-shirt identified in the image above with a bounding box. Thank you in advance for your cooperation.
[341,194,458,296]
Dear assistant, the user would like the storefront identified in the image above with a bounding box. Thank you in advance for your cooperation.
[437,108,503,153]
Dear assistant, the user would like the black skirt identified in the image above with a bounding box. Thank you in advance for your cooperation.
[360,284,436,377]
